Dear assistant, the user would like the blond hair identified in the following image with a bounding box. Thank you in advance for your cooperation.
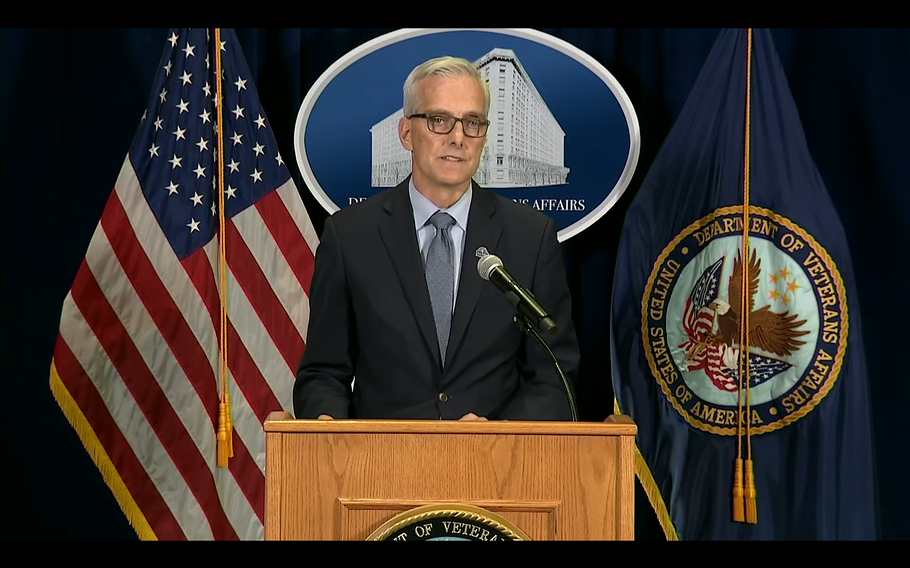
[403,56,491,117]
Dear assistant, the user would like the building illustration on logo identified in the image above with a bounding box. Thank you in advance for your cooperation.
[370,48,570,189]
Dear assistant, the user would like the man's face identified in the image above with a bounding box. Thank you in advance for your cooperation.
[399,75,487,193]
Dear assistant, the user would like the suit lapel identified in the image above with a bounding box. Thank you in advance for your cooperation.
[445,183,502,369]
[378,179,442,367]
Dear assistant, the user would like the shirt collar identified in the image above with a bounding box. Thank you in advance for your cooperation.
[409,177,472,231]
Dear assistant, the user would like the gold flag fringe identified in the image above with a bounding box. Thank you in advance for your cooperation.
[614,398,680,540]
[50,361,157,540]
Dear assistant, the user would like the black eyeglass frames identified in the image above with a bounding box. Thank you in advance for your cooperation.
[409,113,490,137]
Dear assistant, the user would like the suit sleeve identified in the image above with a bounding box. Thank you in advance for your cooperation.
[497,216,580,421]
[293,216,356,419]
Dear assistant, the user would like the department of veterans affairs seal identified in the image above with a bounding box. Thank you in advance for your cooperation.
[642,206,848,436]
[367,503,530,541]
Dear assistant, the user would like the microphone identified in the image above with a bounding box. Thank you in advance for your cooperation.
[477,254,558,335]
[476,252,578,422]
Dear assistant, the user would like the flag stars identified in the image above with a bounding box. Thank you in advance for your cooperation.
[226,185,237,199]
[196,137,209,152]
[183,43,195,58]
[164,61,173,76]
[169,154,183,169]
[250,169,263,183]
[235,76,247,91]
[154,117,164,131]
[205,53,210,69]
[149,143,159,157]
[232,132,243,145]
[173,126,186,141]
[187,219,200,233]
[276,153,284,166]
[220,40,226,51]
[253,142,265,156]
[203,82,212,97]
[200,109,211,124]
[228,159,240,173]
[191,192,203,206]
[160,88,168,103]
[168,31,179,47]
[177,99,189,113]
[211,202,217,217]
[166,181,179,195]
[255,115,266,129]
[232,104,244,119]
[194,164,206,178]
[180,70,192,86]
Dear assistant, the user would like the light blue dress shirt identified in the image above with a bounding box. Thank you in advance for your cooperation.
[409,178,472,312]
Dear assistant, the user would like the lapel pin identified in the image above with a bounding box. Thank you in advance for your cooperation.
[475,247,489,258]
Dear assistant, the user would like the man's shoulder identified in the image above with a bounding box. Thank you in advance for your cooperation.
[480,185,554,231]
[327,185,399,230]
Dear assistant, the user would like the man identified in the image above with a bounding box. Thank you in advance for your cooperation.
[293,55,580,421]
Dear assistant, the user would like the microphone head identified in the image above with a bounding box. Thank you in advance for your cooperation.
[477,254,503,281]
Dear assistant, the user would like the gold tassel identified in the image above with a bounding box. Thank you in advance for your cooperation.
[732,458,745,522]
[744,458,757,524]
[217,401,230,467]
[225,392,234,458]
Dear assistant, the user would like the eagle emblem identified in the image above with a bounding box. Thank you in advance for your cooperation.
[679,248,810,392]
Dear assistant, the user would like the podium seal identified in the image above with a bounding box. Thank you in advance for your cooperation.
[367,503,531,541]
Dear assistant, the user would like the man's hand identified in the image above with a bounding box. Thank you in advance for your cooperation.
[459,412,487,421]
[317,414,334,420]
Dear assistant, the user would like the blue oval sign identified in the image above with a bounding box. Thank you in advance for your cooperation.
[294,28,640,241]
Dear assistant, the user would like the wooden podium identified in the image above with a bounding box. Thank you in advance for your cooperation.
[263,411,637,540]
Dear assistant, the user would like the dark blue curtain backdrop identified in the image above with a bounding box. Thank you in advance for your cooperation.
[2,28,906,541]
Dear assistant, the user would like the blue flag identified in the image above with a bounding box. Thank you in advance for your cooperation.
[610,28,878,540]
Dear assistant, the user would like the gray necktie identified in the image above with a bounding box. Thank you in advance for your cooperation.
[424,211,456,366]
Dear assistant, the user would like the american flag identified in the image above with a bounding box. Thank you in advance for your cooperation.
[48,28,317,540]
[679,257,723,356]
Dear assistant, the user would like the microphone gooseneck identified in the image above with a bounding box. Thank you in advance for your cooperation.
[476,254,578,421]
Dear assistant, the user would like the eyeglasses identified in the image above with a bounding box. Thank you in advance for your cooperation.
[409,113,490,138]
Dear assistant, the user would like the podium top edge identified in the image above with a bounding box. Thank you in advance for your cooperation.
[263,411,637,436]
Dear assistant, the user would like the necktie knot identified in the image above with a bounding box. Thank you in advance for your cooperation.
[428,211,456,231]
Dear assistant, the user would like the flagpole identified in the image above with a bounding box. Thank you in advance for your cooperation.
[214,27,233,467]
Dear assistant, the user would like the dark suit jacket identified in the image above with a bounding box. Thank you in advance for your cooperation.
[293,177,580,420]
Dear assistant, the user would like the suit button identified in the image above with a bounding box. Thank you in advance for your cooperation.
[438,393,448,402]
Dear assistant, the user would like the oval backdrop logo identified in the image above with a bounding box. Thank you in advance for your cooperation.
[294,28,640,241]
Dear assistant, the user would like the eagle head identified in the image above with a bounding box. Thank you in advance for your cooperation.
[710,299,731,315]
